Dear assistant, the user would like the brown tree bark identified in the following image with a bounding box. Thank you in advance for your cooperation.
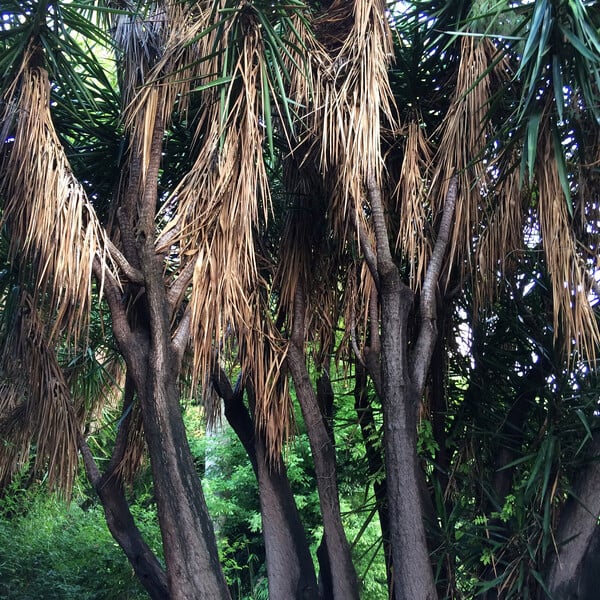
[547,430,600,599]
[288,286,360,600]
[363,174,457,600]
[213,371,319,600]
[79,403,169,600]
[97,112,231,599]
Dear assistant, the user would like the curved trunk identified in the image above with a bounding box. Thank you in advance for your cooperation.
[255,442,319,599]
[288,288,359,600]
[547,431,600,599]
[79,436,169,600]
[216,374,319,599]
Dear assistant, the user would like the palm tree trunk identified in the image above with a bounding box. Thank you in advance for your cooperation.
[379,277,437,600]
[288,286,359,600]
[367,174,439,600]
[129,254,230,599]
[101,113,230,598]
[547,431,600,599]
[214,372,319,599]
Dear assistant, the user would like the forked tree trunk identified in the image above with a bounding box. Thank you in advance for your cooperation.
[214,373,319,599]
[100,115,231,598]
[127,252,230,599]
[379,272,437,600]
[365,174,456,600]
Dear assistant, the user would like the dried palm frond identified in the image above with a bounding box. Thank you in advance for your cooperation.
[394,118,434,289]
[277,0,396,379]
[156,3,291,455]
[0,293,79,495]
[535,124,599,362]
[0,51,113,346]
[308,0,397,238]
[119,1,213,195]
[430,36,509,285]
[475,159,524,310]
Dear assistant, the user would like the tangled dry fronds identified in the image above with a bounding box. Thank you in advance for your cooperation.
[0,50,113,346]
[0,294,80,495]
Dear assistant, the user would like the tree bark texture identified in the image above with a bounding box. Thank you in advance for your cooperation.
[354,360,393,596]
[547,431,600,599]
[216,373,319,599]
[366,173,452,600]
[101,112,231,599]
[379,273,438,600]
[79,436,169,600]
[288,287,360,600]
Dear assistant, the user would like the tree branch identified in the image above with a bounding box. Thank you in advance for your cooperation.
[171,305,191,366]
[155,219,181,254]
[78,432,101,486]
[167,257,195,310]
[355,214,380,289]
[411,175,457,398]
[366,173,394,277]
[106,238,144,284]
[103,373,136,481]
[93,257,132,352]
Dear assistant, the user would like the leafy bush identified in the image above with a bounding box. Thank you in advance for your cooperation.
[0,484,157,600]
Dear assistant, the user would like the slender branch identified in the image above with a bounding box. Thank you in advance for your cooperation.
[116,207,140,269]
[155,219,181,254]
[93,257,132,351]
[78,432,101,486]
[106,238,144,284]
[355,215,380,289]
[171,305,191,365]
[103,373,136,480]
[368,284,380,354]
[411,175,457,398]
[291,283,306,345]
[350,304,366,367]
[137,115,165,242]
[167,257,195,309]
[366,173,394,276]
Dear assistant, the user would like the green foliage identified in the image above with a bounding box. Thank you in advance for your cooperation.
[0,481,157,600]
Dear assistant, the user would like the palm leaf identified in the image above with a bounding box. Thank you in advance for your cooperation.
[0,50,114,346]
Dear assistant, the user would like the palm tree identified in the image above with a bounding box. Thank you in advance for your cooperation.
[1,0,599,598]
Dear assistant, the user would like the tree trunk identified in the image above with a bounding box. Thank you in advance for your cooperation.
[288,287,359,600]
[79,436,169,600]
[354,360,393,596]
[214,373,319,600]
[256,441,319,599]
[547,431,600,599]
[365,174,439,600]
[116,326,228,600]
[103,106,232,598]
[379,274,438,600]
